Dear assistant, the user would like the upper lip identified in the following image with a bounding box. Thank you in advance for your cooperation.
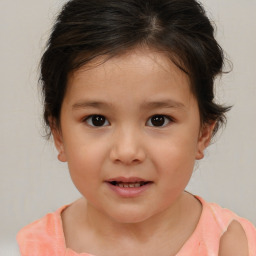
[105,177,150,183]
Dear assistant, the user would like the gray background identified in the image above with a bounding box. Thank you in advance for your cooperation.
[0,0,255,254]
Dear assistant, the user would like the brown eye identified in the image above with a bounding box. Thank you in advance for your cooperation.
[146,115,171,127]
[85,115,109,127]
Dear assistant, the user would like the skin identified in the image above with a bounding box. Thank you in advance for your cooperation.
[51,48,247,255]
[218,220,249,256]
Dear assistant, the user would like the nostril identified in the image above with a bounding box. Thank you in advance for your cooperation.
[109,141,146,165]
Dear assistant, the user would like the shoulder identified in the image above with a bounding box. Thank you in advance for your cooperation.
[17,205,68,256]
[218,220,249,256]
[197,196,256,255]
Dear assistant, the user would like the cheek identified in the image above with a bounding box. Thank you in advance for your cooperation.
[66,149,103,201]
[64,130,108,163]
[153,135,198,165]
[64,139,108,186]
[152,137,197,184]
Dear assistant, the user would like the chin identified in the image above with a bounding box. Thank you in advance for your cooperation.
[106,206,155,224]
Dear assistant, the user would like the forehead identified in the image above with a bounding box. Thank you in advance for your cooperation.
[65,48,193,105]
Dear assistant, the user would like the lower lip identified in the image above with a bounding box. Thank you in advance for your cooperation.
[105,182,152,198]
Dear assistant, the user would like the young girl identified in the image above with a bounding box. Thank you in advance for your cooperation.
[17,0,256,255]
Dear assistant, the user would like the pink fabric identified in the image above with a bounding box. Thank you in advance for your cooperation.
[17,196,256,255]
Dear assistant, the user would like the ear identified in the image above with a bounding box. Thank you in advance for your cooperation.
[195,121,216,160]
[49,118,67,162]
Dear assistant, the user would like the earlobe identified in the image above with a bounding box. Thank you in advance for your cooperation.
[49,118,67,162]
[57,151,67,162]
[52,128,67,162]
[196,122,216,160]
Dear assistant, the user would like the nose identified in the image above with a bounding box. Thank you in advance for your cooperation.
[109,126,146,165]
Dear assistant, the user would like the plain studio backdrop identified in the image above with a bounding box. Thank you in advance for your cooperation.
[0,0,255,254]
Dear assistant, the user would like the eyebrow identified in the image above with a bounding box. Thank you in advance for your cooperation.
[141,99,185,110]
[72,99,185,110]
[72,101,112,110]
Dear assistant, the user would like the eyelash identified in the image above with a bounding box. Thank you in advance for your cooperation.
[83,115,110,127]
[146,115,173,127]
[83,114,174,128]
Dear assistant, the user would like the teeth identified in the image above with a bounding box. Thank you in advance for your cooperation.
[115,182,144,188]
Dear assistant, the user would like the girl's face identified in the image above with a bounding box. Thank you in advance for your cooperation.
[53,48,213,223]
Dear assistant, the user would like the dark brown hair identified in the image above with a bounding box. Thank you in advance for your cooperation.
[40,0,231,137]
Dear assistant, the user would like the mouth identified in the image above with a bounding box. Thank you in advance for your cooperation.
[105,177,152,197]
[106,177,153,188]
[108,181,151,188]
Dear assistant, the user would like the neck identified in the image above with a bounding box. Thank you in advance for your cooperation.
[62,192,202,255]
[84,192,194,242]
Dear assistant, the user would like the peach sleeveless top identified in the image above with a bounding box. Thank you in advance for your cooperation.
[17,196,256,256]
